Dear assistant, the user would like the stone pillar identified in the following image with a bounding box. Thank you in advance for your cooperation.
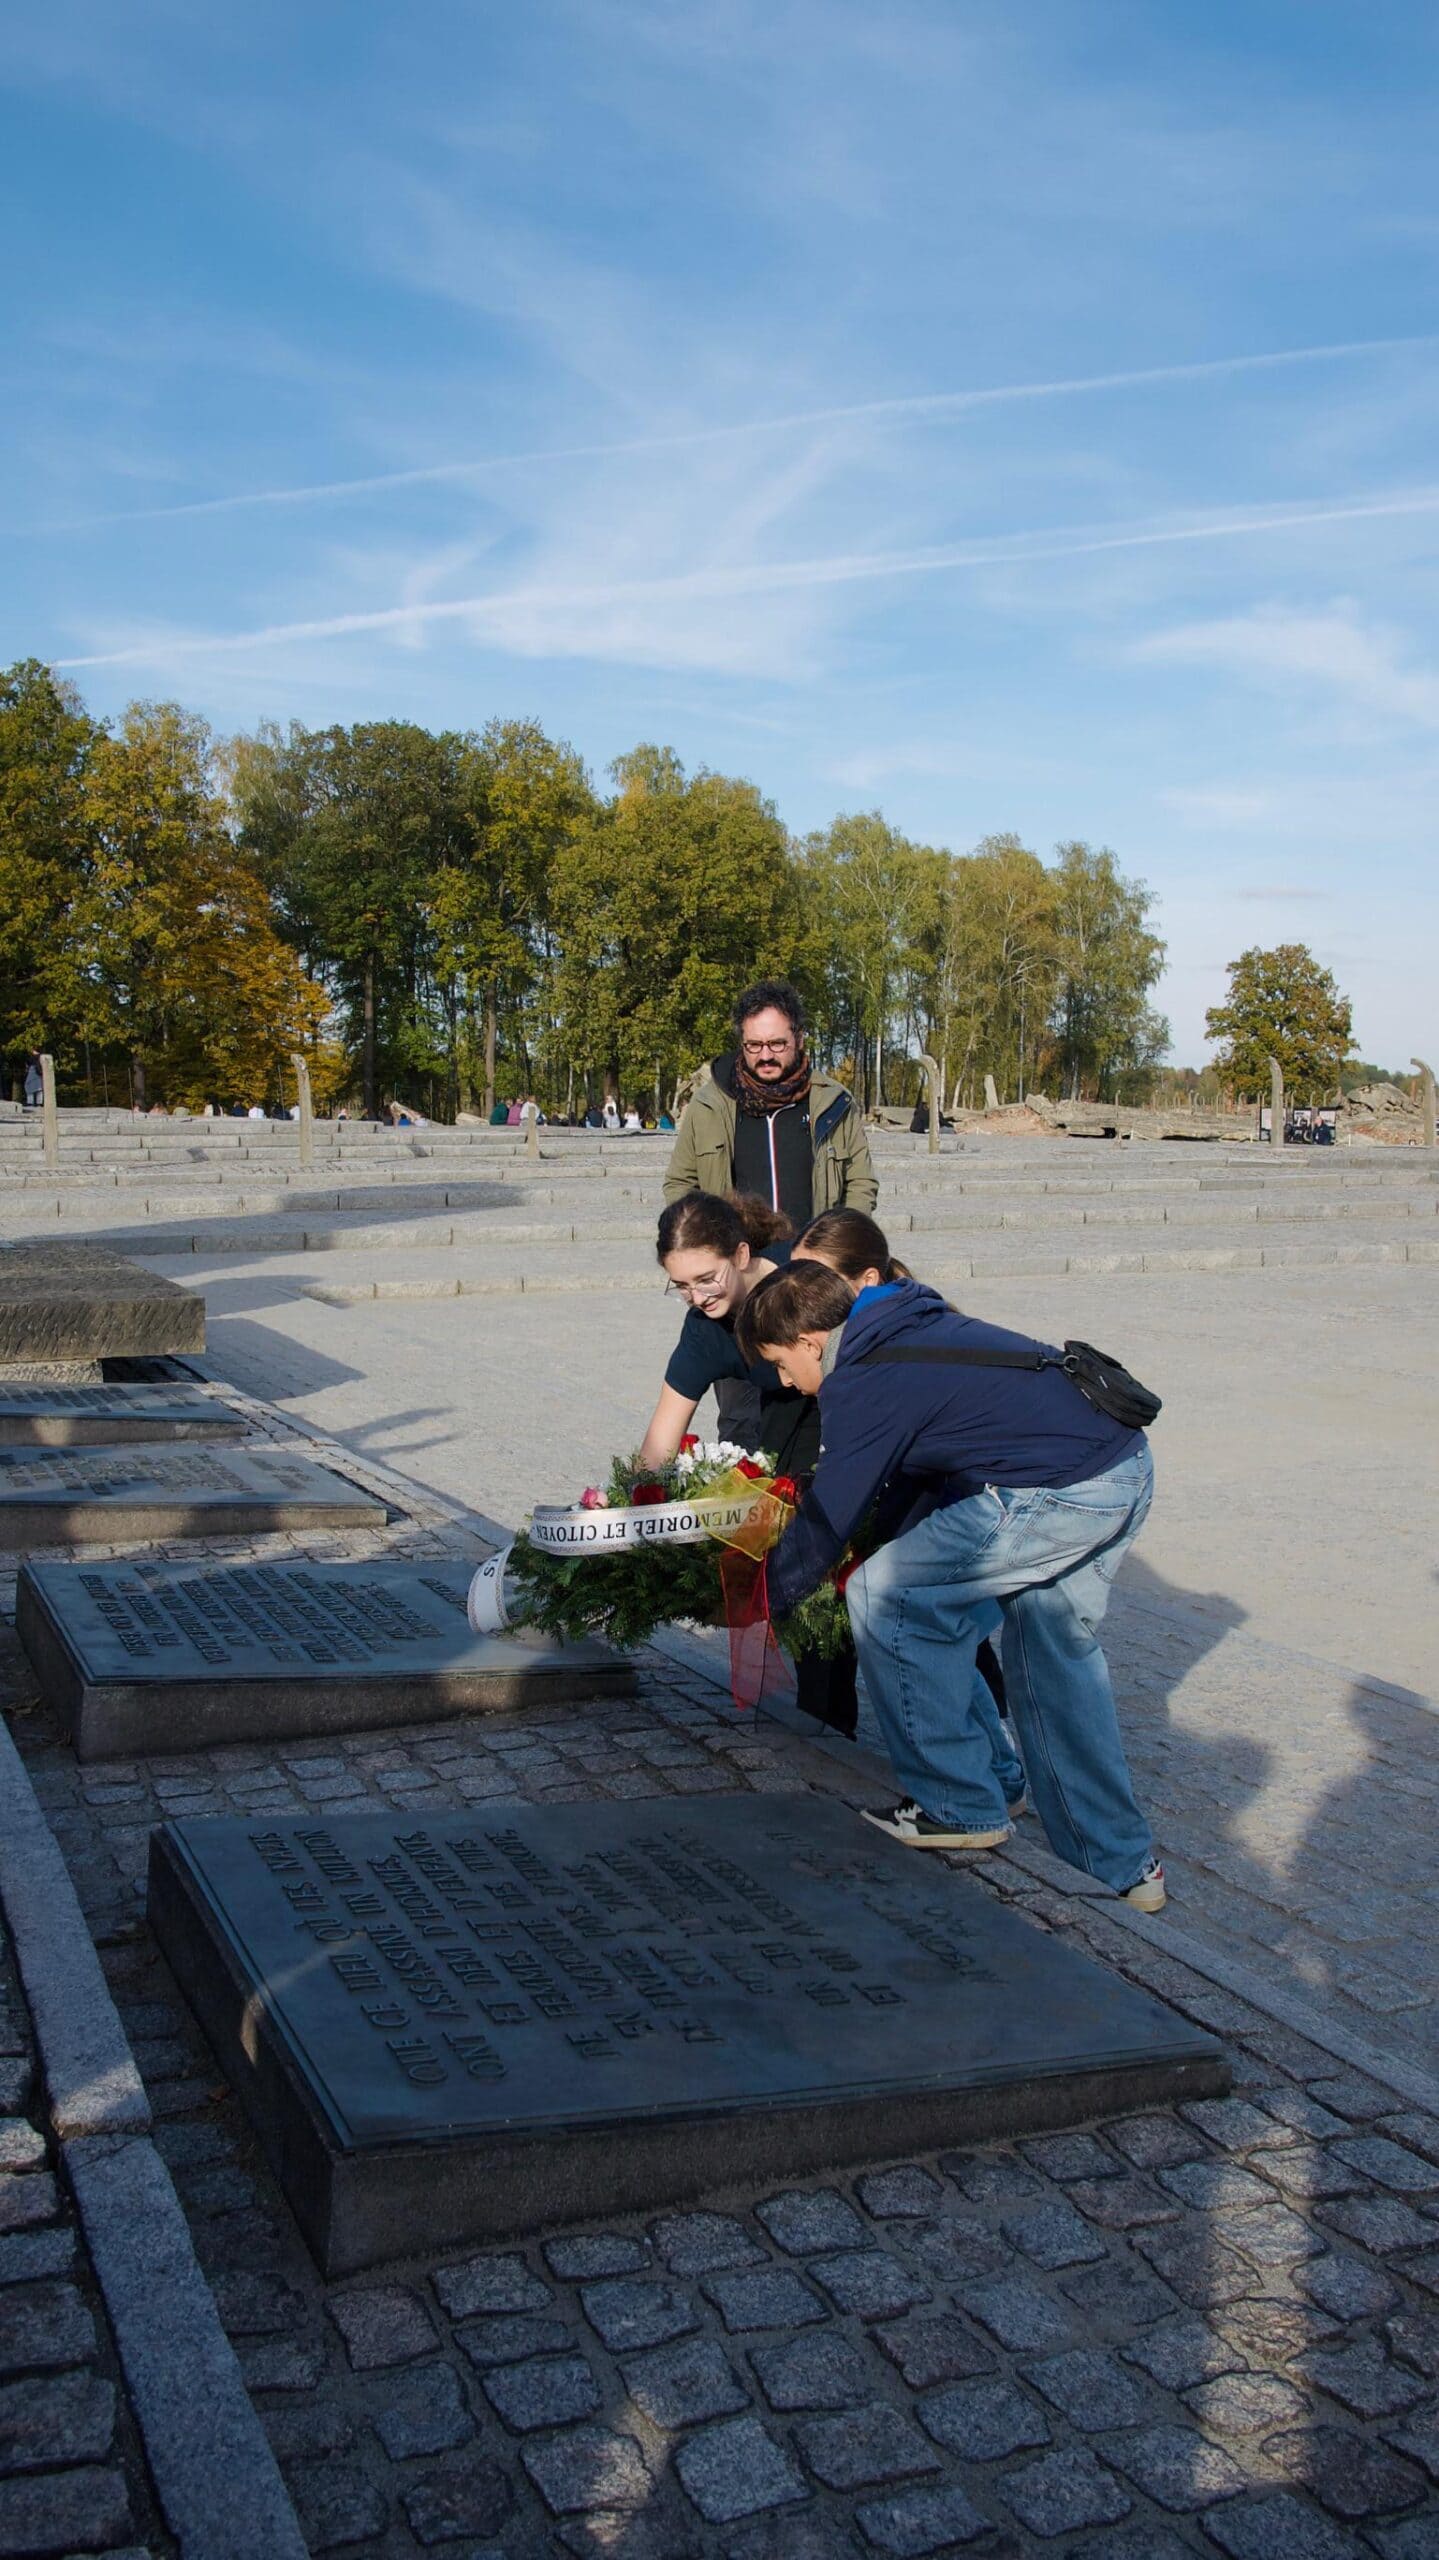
[526,1109,540,1160]
[1413,1057,1437,1152]
[39,1053,58,1172]
[1267,1055,1284,1149]
[919,1054,942,1155]
[983,1072,1000,1111]
[289,1053,314,1169]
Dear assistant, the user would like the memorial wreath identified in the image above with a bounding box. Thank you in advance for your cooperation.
[469,1437,851,1663]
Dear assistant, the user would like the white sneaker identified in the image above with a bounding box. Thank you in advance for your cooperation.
[1121,1857,1167,1914]
[862,1800,1012,1851]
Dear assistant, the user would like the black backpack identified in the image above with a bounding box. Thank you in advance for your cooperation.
[857,1336,1161,1431]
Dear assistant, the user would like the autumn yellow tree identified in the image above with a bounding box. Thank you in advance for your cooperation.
[79,702,335,1109]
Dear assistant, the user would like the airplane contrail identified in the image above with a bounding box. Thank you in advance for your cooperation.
[23,332,1438,536]
[54,482,1439,670]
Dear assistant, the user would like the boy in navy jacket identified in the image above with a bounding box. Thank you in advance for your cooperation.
[738,1264,1164,1909]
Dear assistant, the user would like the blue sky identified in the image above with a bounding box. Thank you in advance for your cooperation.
[4,0,1437,1066]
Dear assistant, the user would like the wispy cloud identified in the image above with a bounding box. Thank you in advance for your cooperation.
[1159,787,1275,825]
[1136,605,1439,729]
[1235,884,1328,900]
[17,334,1435,537]
[54,483,1439,674]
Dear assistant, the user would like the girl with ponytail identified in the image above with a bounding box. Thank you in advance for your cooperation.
[790,1207,913,1291]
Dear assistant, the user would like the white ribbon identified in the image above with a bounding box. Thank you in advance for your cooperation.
[528,1491,766,1553]
[467,1544,517,1632]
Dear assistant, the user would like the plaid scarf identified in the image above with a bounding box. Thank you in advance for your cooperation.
[732,1050,813,1118]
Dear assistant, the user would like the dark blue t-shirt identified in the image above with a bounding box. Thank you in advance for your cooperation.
[664,1240,792,1400]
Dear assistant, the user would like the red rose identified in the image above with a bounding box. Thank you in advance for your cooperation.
[770,1475,800,1505]
[835,1555,860,1596]
[630,1481,668,1505]
[678,1434,699,1453]
[735,1458,766,1482]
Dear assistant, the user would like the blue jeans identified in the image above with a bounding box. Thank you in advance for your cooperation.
[847,1448,1154,1889]
[972,1603,1025,1806]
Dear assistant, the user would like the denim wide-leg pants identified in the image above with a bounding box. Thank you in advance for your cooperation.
[846,1447,1154,1888]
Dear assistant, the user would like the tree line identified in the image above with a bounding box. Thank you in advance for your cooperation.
[1,658,1172,1117]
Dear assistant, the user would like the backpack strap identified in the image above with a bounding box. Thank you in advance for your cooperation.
[856,1344,1052,1374]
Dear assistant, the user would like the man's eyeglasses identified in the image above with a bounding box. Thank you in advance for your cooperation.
[740,1038,794,1058]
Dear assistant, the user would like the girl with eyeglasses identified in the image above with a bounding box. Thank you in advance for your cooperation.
[637,1189,806,1476]
[635,1188,856,1733]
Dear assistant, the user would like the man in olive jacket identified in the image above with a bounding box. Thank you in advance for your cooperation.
[663,979,877,1226]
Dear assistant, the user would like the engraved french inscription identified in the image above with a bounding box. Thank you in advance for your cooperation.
[152,1797,1142,2142]
[149,1797,1228,2272]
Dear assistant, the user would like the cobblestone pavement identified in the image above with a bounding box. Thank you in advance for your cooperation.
[6,1620,1439,2559]
[0,1898,169,2556]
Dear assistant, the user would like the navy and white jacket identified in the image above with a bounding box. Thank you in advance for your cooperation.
[764,1280,1143,1618]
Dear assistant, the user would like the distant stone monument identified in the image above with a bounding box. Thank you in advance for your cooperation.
[983,1073,1000,1110]
[290,1052,314,1169]
[1413,1057,1437,1153]
[19,1557,632,1757]
[919,1051,942,1155]
[1267,1055,1285,1150]
[39,1053,58,1172]
[149,1796,1227,2273]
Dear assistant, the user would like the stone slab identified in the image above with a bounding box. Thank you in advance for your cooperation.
[17,1558,634,1756]
[0,1443,386,1547]
[0,1243,205,1365]
[148,1797,1228,2274]
[0,1382,244,1446]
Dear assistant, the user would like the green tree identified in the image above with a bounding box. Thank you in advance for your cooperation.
[940,834,1059,1106]
[432,719,592,1114]
[0,659,99,1081]
[551,747,800,1109]
[1205,943,1353,1098]
[232,719,471,1114]
[796,816,941,1105]
[1049,841,1168,1098]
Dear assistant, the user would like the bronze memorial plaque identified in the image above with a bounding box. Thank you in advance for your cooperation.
[0,1442,386,1546]
[149,1797,1228,2274]
[18,1557,632,1756]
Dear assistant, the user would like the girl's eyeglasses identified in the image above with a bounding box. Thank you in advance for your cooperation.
[665,1267,730,1303]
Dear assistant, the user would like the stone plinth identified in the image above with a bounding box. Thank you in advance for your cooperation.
[19,1558,632,1756]
[0,1444,385,1547]
[148,1797,1228,2274]
[0,1383,243,1447]
[0,1244,204,1368]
